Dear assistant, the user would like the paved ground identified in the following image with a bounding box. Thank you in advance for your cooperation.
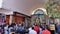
[55,33,58,34]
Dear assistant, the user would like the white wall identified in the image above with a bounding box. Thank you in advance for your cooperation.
[0,9,13,15]
[0,0,3,8]
[2,0,48,16]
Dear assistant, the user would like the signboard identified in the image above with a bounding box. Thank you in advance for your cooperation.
[50,24,55,30]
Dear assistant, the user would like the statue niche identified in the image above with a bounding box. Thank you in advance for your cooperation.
[31,8,46,26]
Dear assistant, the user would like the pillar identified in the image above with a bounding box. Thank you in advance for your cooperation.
[9,15,13,25]
[45,15,49,25]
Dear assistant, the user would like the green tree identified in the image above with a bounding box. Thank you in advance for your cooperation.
[44,0,60,18]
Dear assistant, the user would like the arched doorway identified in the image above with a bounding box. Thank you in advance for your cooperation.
[31,8,47,26]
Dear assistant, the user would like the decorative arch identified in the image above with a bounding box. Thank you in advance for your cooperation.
[32,8,47,15]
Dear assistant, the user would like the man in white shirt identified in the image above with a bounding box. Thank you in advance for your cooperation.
[28,27,32,31]
[29,27,37,34]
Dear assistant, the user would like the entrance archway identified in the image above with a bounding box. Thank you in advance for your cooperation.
[31,8,47,26]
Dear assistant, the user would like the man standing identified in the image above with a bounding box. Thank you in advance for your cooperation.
[17,24,25,34]
[29,27,37,34]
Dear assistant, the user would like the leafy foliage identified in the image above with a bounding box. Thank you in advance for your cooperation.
[44,0,60,18]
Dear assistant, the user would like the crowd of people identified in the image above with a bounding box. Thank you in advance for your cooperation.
[0,22,60,34]
[28,24,51,34]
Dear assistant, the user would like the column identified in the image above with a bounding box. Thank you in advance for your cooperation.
[9,15,13,25]
[45,15,49,25]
